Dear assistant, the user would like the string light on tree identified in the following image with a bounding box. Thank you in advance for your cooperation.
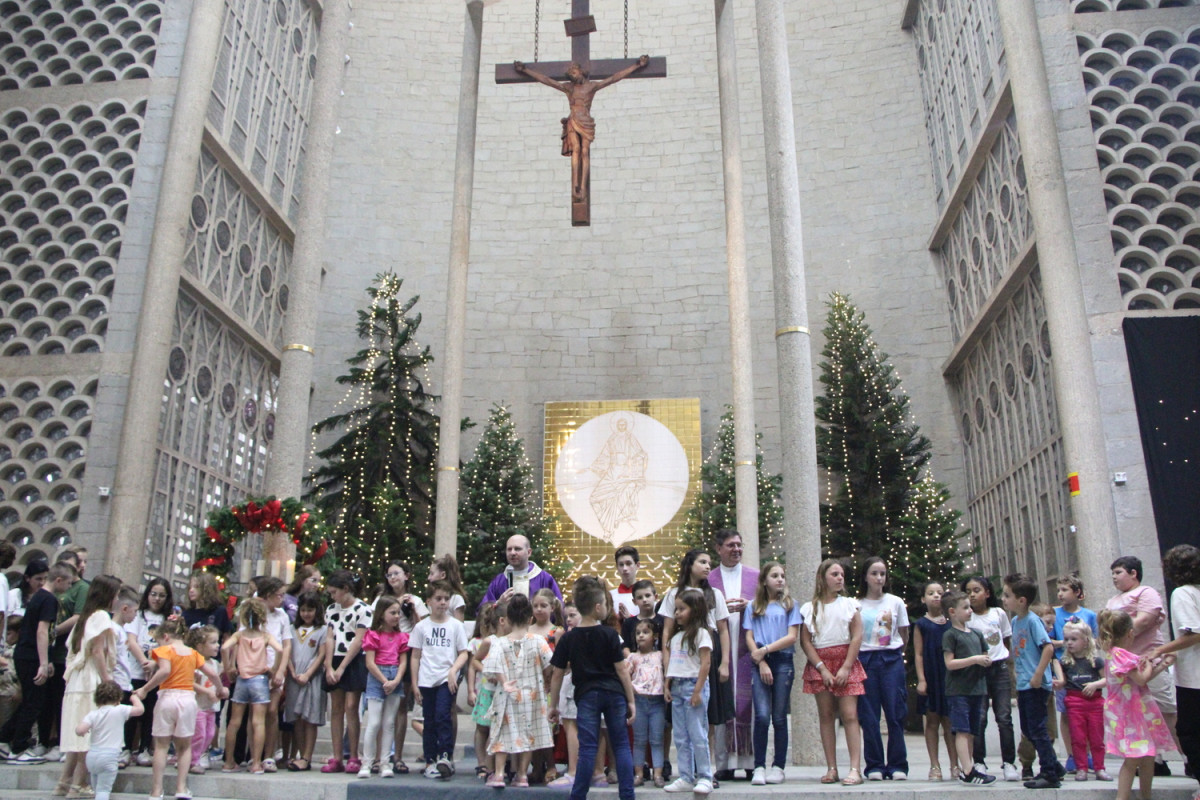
[683,406,784,560]
[816,292,972,606]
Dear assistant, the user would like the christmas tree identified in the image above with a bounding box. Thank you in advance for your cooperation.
[684,406,784,559]
[456,403,562,608]
[306,273,440,578]
[816,292,969,605]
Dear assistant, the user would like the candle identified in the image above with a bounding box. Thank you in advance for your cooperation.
[286,559,296,584]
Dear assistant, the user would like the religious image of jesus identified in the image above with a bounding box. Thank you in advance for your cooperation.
[513,55,649,204]
[587,413,648,542]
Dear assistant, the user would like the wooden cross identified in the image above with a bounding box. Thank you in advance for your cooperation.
[496,0,666,226]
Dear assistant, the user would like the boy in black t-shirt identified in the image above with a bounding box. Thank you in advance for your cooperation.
[0,560,58,762]
[550,577,636,800]
[620,580,666,655]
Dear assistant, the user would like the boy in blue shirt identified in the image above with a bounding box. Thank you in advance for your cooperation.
[1003,573,1063,789]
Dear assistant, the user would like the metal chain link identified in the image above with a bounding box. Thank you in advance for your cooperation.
[534,0,540,62]
[624,0,629,58]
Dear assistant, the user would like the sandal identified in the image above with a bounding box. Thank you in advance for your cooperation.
[513,778,530,788]
[395,761,409,774]
[820,768,840,784]
[842,768,863,786]
[53,781,70,797]
[486,773,506,788]
[262,758,278,773]
[476,765,491,780]
[288,758,310,772]
[929,766,943,781]
[221,765,241,773]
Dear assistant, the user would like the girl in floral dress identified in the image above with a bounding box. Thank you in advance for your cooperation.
[483,594,554,787]
[1098,608,1176,800]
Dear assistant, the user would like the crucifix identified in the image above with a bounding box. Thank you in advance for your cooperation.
[496,0,666,226]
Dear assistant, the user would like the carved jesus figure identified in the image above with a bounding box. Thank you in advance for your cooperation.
[513,55,649,204]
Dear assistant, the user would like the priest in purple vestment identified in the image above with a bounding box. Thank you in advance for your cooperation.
[478,534,562,610]
[708,528,758,779]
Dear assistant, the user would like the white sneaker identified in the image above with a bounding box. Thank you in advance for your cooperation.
[46,746,63,762]
[1003,763,1020,782]
[357,764,371,778]
[198,754,210,770]
[974,762,988,776]
[436,755,453,779]
[380,761,394,778]
[423,763,441,779]
[766,766,785,784]
[867,770,884,781]
[118,749,132,768]
[136,751,153,767]
[9,750,46,764]
[893,770,908,781]
[751,767,766,785]
[694,778,714,795]
[29,744,47,758]
[663,777,695,792]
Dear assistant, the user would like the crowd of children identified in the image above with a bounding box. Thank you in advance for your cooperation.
[1,540,1198,800]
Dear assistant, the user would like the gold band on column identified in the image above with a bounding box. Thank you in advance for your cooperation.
[735,460,755,466]
[438,466,459,472]
[283,343,314,354]
[774,326,809,338]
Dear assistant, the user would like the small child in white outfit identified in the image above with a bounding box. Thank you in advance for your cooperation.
[76,680,144,800]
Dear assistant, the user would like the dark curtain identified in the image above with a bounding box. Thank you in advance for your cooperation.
[1122,316,1200,557]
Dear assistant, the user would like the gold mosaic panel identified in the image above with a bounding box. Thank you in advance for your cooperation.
[544,398,700,594]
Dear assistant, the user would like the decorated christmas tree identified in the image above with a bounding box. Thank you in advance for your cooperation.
[306,273,440,577]
[816,292,969,605]
[684,406,784,559]
[456,404,562,607]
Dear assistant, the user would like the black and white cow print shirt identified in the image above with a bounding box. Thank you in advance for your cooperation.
[325,599,373,657]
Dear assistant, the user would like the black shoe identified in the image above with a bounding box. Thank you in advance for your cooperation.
[643,765,652,782]
[1153,760,1171,777]
[1023,773,1061,789]
[1021,766,1034,780]
[745,769,756,781]
[663,760,672,780]
[714,770,735,782]
[960,769,997,785]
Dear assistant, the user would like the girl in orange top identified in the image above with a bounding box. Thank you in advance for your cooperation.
[221,597,283,775]
[133,616,226,800]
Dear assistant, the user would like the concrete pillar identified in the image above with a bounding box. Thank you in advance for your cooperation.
[433,1,484,558]
[996,0,1119,598]
[103,0,226,584]
[714,0,760,568]
[753,0,822,766]
[262,0,352,567]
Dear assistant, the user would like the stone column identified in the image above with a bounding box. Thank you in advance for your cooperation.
[103,0,226,584]
[753,0,822,766]
[714,0,761,568]
[996,0,1119,597]
[262,0,352,568]
[433,1,484,558]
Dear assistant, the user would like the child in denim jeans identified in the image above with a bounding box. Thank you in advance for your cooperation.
[628,619,665,787]
[663,589,713,795]
[744,562,802,785]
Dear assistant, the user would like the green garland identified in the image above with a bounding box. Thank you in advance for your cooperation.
[194,496,336,587]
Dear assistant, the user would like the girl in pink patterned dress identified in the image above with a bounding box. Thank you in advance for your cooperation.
[484,594,554,787]
[1098,608,1176,800]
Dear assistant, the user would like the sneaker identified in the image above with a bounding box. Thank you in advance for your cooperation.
[1064,756,1076,772]
[751,767,766,786]
[694,778,714,795]
[436,755,453,779]
[46,746,63,762]
[357,764,371,778]
[973,762,987,775]
[9,749,47,764]
[1075,769,1088,781]
[198,754,210,770]
[30,744,47,757]
[892,770,907,781]
[663,777,695,792]
[1003,763,1020,782]
[136,751,154,767]
[766,766,785,784]
[1021,765,1034,780]
[118,749,131,768]
[866,770,884,781]
[959,768,997,785]
[1154,760,1171,777]
[547,774,574,787]
[1023,773,1062,789]
[423,763,441,779]
[1095,770,1112,781]
[380,762,394,778]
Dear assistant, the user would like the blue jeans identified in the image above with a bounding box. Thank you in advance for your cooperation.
[632,694,665,769]
[419,684,454,764]
[751,652,794,769]
[572,689,635,800]
[671,677,711,784]
[858,649,908,776]
[974,658,1016,766]
[1017,688,1062,779]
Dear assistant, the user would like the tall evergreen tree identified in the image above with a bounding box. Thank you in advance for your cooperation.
[306,273,439,576]
[816,292,968,604]
[456,404,560,608]
[684,407,784,558]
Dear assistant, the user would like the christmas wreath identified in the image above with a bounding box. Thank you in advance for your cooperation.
[194,496,336,586]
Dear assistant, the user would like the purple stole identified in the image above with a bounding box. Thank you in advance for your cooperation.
[710,564,758,758]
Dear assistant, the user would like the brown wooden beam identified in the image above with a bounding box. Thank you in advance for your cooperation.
[495,56,667,84]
